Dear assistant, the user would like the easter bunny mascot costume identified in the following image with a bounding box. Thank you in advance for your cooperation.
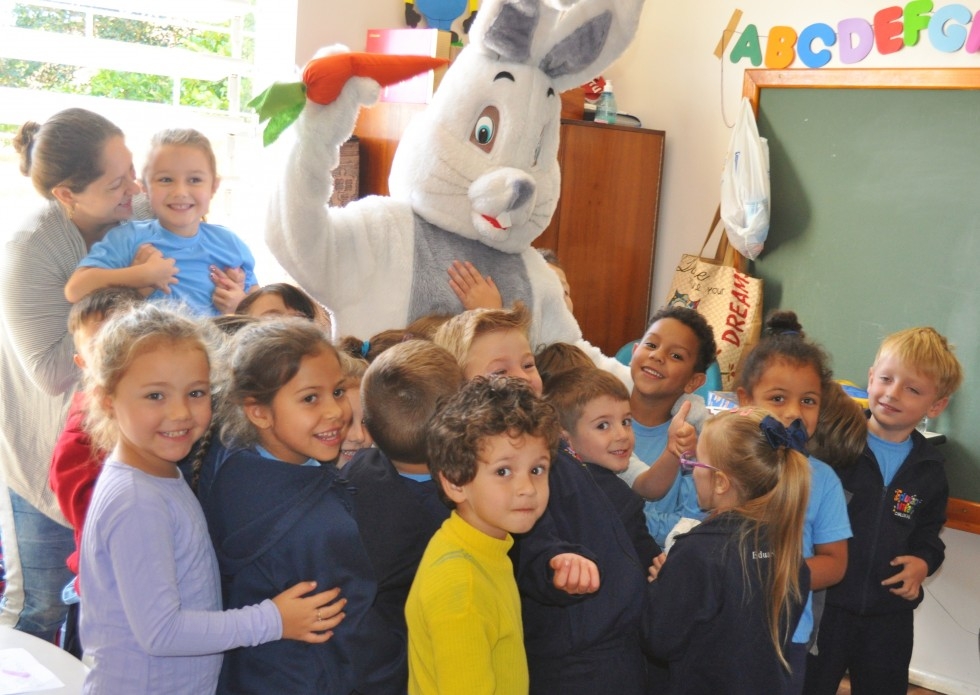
[265,0,645,378]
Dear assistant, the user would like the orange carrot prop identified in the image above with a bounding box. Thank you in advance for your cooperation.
[249,52,450,146]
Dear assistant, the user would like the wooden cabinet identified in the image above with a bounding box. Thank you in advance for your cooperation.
[537,120,664,356]
[354,108,664,357]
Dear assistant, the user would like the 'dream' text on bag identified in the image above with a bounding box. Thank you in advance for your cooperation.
[722,272,753,347]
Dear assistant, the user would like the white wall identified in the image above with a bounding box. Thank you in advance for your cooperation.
[294,1,403,64]
[292,2,980,688]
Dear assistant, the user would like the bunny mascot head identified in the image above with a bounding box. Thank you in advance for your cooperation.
[265,0,645,375]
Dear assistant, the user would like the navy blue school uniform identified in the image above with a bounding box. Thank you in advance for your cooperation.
[580,458,663,566]
[643,512,809,695]
[513,446,649,695]
[805,428,947,695]
[203,445,389,695]
[343,447,450,692]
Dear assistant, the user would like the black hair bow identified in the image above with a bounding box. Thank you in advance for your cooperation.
[759,415,809,455]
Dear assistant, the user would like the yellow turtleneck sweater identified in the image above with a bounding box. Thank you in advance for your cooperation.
[406,511,527,695]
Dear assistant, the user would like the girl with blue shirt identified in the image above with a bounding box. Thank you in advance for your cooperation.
[65,129,257,316]
[736,311,852,694]
[201,318,385,694]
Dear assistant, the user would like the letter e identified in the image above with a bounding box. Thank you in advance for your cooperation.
[874,6,905,54]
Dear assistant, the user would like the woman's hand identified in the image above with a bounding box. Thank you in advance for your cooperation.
[210,265,248,314]
[273,581,347,643]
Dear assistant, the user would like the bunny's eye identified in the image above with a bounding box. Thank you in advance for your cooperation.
[475,118,494,144]
[470,106,500,153]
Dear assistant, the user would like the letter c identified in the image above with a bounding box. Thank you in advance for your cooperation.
[798,23,837,68]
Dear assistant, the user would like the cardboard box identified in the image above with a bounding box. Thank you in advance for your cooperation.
[365,28,453,104]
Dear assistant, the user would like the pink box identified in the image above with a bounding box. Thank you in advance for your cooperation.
[365,28,453,104]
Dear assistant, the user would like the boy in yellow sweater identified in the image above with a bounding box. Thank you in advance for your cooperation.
[405,376,562,695]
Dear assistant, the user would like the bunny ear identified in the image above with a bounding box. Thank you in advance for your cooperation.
[471,0,644,92]
[481,0,538,62]
[539,11,612,80]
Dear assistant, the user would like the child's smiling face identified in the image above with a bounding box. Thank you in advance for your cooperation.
[567,395,634,472]
[247,349,351,464]
[738,359,821,438]
[144,144,218,237]
[464,328,543,396]
[338,382,373,467]
[630,318,705,401]
[866,353,948,442]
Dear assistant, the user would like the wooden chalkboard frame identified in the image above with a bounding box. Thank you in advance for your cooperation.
[742,68,980,535]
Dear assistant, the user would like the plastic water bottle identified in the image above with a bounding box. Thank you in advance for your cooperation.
[595,80,617,125]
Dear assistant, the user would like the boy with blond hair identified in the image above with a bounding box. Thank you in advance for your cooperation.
[406,376,560,694]
[433,302,543,393]
[805,327,964,695]
[433,304,651,695]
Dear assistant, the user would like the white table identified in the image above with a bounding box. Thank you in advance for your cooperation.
[0,627,87,693]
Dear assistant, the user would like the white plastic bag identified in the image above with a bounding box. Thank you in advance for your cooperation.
[720,97,770,260]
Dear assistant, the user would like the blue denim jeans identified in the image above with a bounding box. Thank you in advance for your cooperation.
[0,489,73,642]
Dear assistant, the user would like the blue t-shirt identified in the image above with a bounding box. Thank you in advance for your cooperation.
[633,420,706,547]
[867,432,913,486]
[79,219,257,316]
[792,455,852,644]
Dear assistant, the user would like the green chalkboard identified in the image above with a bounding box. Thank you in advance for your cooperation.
[743,69,980,503]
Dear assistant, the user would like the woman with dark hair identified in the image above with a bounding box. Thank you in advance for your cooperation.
[0,108,143,642]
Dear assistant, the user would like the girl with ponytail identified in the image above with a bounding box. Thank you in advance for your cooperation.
[642,407,811,695]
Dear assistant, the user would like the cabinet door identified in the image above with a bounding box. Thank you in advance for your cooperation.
[541,122,664,357]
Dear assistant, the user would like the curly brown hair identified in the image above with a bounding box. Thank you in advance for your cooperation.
[426,376,561,507]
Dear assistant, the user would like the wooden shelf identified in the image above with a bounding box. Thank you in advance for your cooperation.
[537,120,664,355]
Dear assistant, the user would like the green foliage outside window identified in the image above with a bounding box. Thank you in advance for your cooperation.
[0,3,253,110]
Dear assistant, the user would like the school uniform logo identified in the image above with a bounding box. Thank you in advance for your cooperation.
[892,489,920,520]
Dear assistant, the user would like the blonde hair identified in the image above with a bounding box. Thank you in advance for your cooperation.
[339,352,369,382]
[432,302,532,370]
[699,407,810,671]
[143,128,217,183]
[84,303,212,453]
[873,327,963,399]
